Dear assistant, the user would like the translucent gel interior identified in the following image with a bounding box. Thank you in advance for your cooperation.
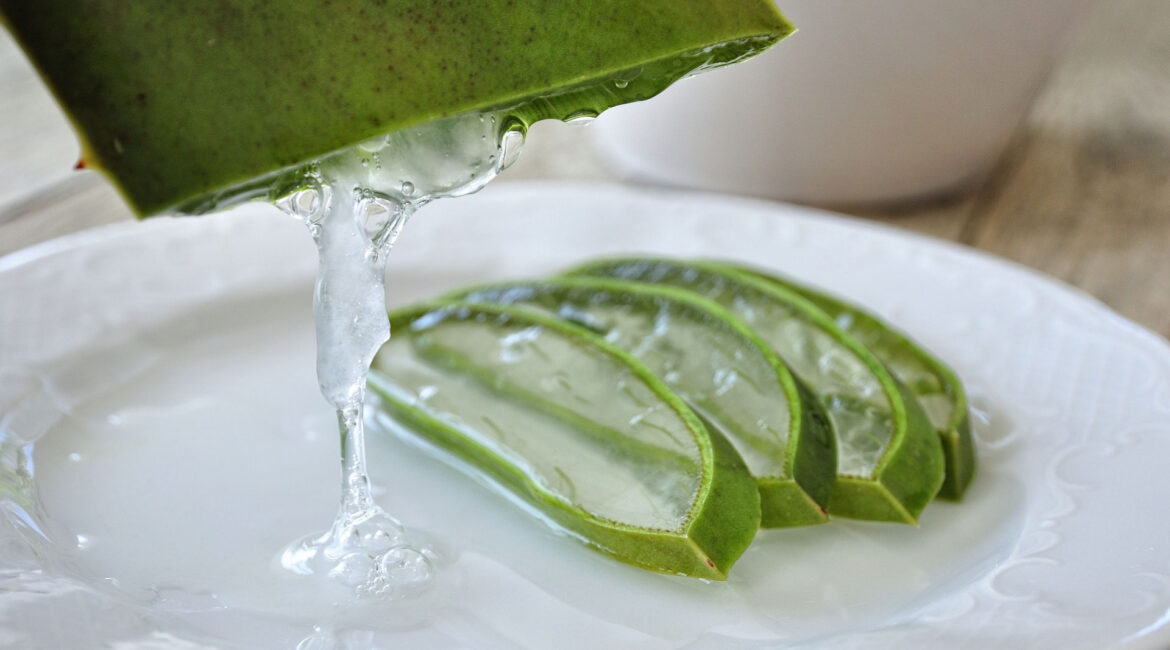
[579,261,894,478]
[461,284,793,480]
[373,311,703,532]
[831,309,955,430]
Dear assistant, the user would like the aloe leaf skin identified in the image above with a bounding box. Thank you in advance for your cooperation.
[0,1,792,215]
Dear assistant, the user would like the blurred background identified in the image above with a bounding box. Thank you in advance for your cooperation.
[1,0,1167,339]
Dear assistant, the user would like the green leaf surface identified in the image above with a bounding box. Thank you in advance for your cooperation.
[0,1,791,215]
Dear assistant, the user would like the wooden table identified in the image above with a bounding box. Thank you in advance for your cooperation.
[2,0,1168,340]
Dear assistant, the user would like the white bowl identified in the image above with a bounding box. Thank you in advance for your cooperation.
[593,0,1099,206]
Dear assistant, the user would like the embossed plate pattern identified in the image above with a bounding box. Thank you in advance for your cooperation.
[1,183,1169,649]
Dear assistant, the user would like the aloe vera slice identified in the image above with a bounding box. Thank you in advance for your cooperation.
[569,259,944,524]
[0,1,791,215]
[368,302,760,579]
[448,277,837,528]
[728,264,975,500]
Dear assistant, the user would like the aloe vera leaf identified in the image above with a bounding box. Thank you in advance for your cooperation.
[728,264,975,500]
[448,277,836,528]
[0,1,791,215]
[568,259,945,524]
[369,301,761,578]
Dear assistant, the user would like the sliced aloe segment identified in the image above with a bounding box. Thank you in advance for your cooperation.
[728,264,975,500]
[569,259,944,524]
[449,277,836,528]
[368,302,760,578]
[1,1,791,215]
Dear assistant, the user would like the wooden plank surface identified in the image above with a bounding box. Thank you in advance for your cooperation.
[958,0,1170,339]
[859,0,1170,338]
[2,0,1168,340]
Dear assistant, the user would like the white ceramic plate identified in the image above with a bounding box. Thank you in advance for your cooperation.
[2,183,1169,649]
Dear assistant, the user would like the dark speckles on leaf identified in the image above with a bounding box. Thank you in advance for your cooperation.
[135,93,147,107]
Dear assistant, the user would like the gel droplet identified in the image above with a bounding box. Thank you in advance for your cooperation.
[497,130,524,171]
[328,552,375,587]
[564,110,598,126]
[351,512,406,553]
[378,547,433,589]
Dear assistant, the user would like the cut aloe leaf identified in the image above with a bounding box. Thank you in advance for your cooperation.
[449,277,837,528]
[0,1,792,215]
[569,259,944,524]
[728,264,975,500]
[368,302,761,579]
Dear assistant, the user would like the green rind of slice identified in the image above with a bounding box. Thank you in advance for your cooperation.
[728,264,975,500]
[0,1,792,216]
[783,378,839,525]
[447,276,836,528]
[567,258,945,524]
[825,379,940,521]
[369,301,761,579]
